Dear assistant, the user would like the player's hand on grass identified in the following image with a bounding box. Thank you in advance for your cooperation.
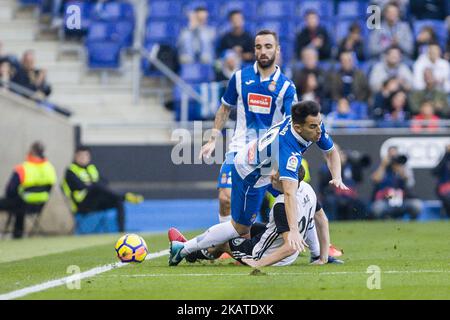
[310,257,328,265]
[199,139,216,160]
[329,178,349,191]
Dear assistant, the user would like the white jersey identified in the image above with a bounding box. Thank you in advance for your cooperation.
[252,181,317,266]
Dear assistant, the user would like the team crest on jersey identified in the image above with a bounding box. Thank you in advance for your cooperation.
[247,93,272,114]
[232,238,245,246]
[268,80,276,92]
[221,173,228,184]
[286,156,298,172]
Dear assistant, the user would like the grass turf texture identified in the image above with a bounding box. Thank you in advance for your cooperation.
[0,221,449,299]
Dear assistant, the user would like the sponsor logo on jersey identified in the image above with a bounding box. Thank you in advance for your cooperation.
[247,93,272,114]
[286,156,298,172]
[221,173,228,184]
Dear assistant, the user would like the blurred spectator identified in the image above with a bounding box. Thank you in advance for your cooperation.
[0,61,11,90]
[337,22,366,62]
[368,3,413,58]
[62,146,144,233]
[410,0,449,20]
[409,68,449,117]
[319,144,370,220]
[294,9,332,61]
[372,77,401,119]
[432,144,450,217]
[215,49,240,82]
[413,26,439,59]
[292,47,326,103]
[10,50,52,99]
[370,0,409,17]
[0,142,56,239]
[445,17,450,61]
[410,100,441,132]
[327,98,359,121]
[369,46,414,92]
[327,51,370,102]
[383,89,411,123]
[216,10,254,64]
[413,43,450,93]
[177,7,216,65]
[371,147,422,220]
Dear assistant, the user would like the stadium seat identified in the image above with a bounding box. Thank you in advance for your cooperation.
[19,0,42,6]
[91,1,135,23]
[86,41,122,69]
[337,0,368,19]
[74,209,119,234]
[219,1,257,21]
[147,0,183,18]
[258,0,296,19]
[115,21,135,48]
[297,0,334,18]
[330,100,369,120]
[145,19,180,44]
[180,63,214,83]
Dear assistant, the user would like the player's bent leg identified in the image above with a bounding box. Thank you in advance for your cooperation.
[218,187,231,223]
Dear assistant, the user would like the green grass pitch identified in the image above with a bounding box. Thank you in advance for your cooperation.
[0,221,449,300]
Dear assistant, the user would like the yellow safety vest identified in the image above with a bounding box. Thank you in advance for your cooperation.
[62,163,99,213]
[17,160,57,205]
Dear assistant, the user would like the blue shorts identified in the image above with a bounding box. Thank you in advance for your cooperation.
[217,152,237,189]
[230,166,268,227]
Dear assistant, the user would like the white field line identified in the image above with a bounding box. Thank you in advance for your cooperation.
[0,249,169,300]
[99,270,450,278]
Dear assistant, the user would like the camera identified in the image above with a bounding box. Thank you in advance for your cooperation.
[391,154,408,165]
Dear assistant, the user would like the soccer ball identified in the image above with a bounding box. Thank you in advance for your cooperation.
[115,234,148,263]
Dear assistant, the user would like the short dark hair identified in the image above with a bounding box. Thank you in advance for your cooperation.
[75,145,90,153]
[298,164,306,184]
[194,6,208,12]
[385,45,401,55]
[291,100,321,124]
[255,29,278,44]
[228,9,242,20]
[30,141,45,158]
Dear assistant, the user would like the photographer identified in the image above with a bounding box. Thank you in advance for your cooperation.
[432,144,450,217]
[370,146,423,220]
[318,144,370,220]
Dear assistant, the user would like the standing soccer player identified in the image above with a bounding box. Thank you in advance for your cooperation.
[169,101,348,266]
[199,29,297,223]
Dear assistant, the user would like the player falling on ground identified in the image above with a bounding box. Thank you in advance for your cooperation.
[199,29,297,224]
[169,100,348,266]
[170,165,344,266]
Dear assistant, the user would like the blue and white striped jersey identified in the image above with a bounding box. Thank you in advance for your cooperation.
[221,62,298,153]
[234,116,334,188]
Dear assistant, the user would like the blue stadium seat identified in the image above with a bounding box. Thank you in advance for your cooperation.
[330,100,368,120]
[115,21,134,48]
[337,0,368,18]
[255,20,294,41]
[297,0,334,18]
[86,41,122,69]
[219,1,257,21]
[145,19,180,44]
[91,1,135,23]
[413,19,448,48]
[86,21,111,41]
[147,0,183,18]
[180,63,215,83]
[183,0,220,20]
[258,0,296,19]
[19,0,42,6]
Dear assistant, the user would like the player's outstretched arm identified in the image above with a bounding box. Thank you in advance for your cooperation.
[281,179,306,252]
[199,104,231,160]
[242,232,301,268]
[324,147,349,190]
[311,208,330,265]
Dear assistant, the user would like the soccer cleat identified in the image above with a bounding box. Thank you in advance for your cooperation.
[169,241,185,266]
[329,244,344,257]
[218,252,232,260]
[168,227,187,243]
[310,255,344,264]
[125,192,144,204]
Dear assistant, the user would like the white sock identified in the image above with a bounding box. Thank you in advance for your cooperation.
[219,214,231,223]
[181,221,239,255]
[305,224,320,257]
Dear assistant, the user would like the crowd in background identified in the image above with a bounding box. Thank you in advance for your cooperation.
[175,1,450,127]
